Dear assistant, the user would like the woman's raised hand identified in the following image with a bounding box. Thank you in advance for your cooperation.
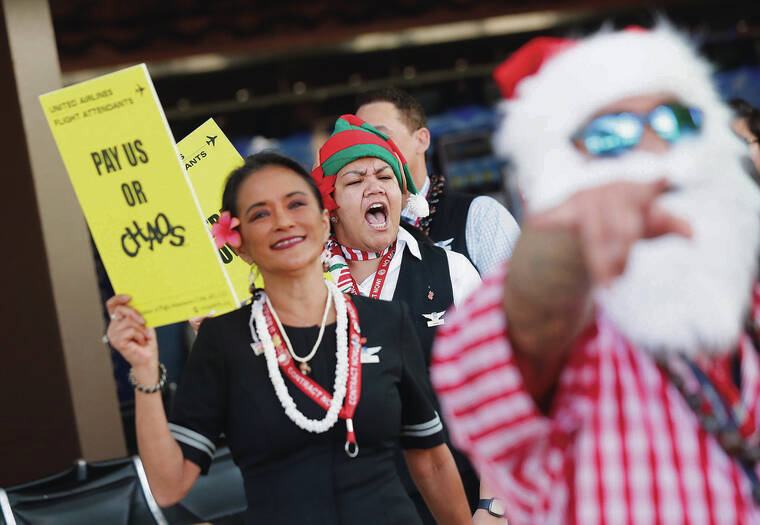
[105,295,158,372]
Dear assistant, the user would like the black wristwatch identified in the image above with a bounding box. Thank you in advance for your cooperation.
[477,498,505,518]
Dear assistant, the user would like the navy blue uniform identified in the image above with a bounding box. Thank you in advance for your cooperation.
[169,296,443,525]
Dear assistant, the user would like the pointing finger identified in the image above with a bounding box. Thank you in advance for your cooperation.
[646,205,693,240]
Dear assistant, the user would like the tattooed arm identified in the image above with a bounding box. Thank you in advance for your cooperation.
[503,179,692,407]
[503,228,592,408]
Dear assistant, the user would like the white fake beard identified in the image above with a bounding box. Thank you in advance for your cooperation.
[532,139,760,358]
[588,142,760,357]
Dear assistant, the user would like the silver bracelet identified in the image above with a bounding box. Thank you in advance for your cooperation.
[128,363,167,393]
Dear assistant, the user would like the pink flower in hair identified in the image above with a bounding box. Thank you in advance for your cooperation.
[211,211,241,249]
[311,165,339,211]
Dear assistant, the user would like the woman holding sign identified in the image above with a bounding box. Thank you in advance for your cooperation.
[105,151,470,524]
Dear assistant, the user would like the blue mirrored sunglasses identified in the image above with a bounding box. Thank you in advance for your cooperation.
[572,103,703,157]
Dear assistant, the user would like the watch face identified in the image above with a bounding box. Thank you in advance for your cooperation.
[489,499,505,516]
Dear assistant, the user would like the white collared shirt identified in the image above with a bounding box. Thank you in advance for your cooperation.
[417,176,431,199]
[356,226,481,306]
[402,175,521,276]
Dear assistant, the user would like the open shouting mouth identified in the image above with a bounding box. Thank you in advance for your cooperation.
[365,202,388,231]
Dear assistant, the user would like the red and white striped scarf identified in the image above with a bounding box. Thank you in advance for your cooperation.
[339,244,391,261]
[324,237,394,294]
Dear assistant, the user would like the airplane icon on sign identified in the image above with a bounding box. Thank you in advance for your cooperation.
[135,84,145,95]
[206,135,217,146]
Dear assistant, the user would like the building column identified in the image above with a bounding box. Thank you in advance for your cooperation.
[0,0,126,486]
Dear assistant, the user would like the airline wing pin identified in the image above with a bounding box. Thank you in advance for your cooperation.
[422,311,445,327]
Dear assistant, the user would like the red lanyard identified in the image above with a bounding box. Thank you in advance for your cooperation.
[346,242,396,298]
[261,294,363,455]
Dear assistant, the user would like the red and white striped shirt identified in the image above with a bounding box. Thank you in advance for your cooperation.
[431,264,760,525]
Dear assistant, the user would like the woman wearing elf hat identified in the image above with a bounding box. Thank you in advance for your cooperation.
[313,114,481,361]
[104,151,472,524]
[311,115,485,522]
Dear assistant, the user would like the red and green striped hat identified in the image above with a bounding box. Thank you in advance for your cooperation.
[311,114,429,217]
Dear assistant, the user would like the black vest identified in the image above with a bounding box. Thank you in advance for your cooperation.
[427,189,475,265]
[391,240,480,520]
[392,241,454,366]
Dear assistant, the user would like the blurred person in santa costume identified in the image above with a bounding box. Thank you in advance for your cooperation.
[430,23,760,525]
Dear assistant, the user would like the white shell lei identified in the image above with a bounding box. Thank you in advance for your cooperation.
[249,279,349,434]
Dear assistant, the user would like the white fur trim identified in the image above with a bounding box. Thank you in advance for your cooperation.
[406,192,430,218]
[494,24,736,213]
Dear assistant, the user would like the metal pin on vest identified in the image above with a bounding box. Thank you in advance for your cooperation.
[423,312,445,327]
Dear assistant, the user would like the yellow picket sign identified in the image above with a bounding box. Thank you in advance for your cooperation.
[177,119,261,300]
[39,64,239,326]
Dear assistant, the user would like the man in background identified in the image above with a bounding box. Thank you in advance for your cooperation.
[356,88,520,275]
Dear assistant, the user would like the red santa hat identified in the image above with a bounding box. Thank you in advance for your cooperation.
[492,36,578,100]
[492,24,736,212]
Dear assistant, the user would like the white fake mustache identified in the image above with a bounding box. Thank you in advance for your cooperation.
[588,141,760,357]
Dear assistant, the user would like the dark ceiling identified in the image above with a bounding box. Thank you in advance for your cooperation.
[49,0,690,71]
[49,0,760,139]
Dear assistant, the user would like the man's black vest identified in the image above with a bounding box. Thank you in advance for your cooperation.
[426,189,476,265]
